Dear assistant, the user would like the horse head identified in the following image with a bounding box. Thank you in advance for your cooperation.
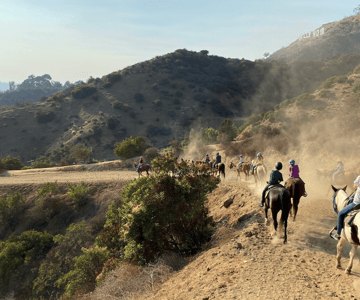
[229,162,234,169]
[331,185,348,213]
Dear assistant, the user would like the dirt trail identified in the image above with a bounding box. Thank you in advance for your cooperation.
[152,175,360,300]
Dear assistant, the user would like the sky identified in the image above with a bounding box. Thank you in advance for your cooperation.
[0,0,359,89]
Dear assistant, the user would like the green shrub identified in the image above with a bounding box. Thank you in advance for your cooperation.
[96,153,220,263]
[353,83,360,94]
[319,90,331,98]
[334,76,348,83]
[34,109,55,123]
[218,119,238,141]
[114,136,149,159]
[55,246,111,297]
[142,147,160,162]
[69,143,92,163]
[37,182,60,200]
[0,192,25,221]
[103,72,121,88]
[296,93,316,107]
[263,110,275,122]
[320,76,348,89]
[112,100,123,110]
[67,182,90,206]
[0,230,53,296]
[33,221,92,296]
[32,155,54,168]
[238,113,264,133]
[71,86,97,99]
[200,127,219,145]
[1,156,23,170]
[21,166,33,170]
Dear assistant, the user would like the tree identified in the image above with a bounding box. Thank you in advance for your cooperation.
[96,153,220,263]
[200,128,219,145]
[114,136,149,159]
[218,119,238,141]
[354,5,360,15]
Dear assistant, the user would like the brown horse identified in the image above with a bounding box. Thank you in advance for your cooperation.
[134,163,151,177]
[212,163,225,178]
[285,178,306,221]
[229,162,251,180]
[264,186,291,244]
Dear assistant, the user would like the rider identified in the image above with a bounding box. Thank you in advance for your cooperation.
[252,153,263,173]
[204,154,210,164]
[237,154,244,170]
[214,152,221,169]
[331,175,360,240]
[288,159,307,197]
[259,162,283,207]
[333,159,344,182]
[136,157,143,172]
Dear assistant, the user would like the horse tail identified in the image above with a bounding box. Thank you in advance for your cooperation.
[280,191,291,244]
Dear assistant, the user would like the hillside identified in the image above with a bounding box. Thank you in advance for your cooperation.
[269,15,360,62]
[3,50,360,164]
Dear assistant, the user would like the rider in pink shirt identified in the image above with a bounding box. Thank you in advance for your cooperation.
[288,159,307,197]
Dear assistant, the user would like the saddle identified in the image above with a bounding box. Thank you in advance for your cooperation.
[344,207,360,244]
[265,184,284,199]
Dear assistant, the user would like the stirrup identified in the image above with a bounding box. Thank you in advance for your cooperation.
[329,226,337,237]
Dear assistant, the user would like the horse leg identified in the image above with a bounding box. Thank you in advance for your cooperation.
[292,197,299,222]
[336,237,346,269]
[345,244,358,274]
[272,208,278,236]
[265,205,270,226]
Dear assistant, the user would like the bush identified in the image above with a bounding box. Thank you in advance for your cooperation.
[111,100,123,110]
[319,90,331,98]
[55,246,111,297]
[1,156,23,170]
[134,93,145,103]
[200,127,219,145]
[103,72,121,88]
[218,119,238,141]
[69,143,92,163]
[33,221,92,296]
[238,113,264,133]
[96,153,220,263]
[67,182,90,206]
[0,230,53,297]
[296,93,316,107]
[34,109,55,123]
[142,147,160,162]
[0,192,25,221]
[71,86,97,99]
[320,76,347,89]
[32,155,54,168]
[153,99,162,107]
[37,182,60,200]
[106,116,119,130]
[114,136,149,159]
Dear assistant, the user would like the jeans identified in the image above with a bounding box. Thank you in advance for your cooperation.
[261,184,270,204]
[337,202,356,235]
[333,169,342,181]
[237,162,243,169]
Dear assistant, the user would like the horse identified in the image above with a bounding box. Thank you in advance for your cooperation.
[330,185,360,274]
[285,178,306,221]
[253,163,267,185]
[212,163,225,178]
[134,163,151,177]
[229,162,251,180]
[264,185,291,244]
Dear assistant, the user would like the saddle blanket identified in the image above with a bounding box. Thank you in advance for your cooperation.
[345,208,360,227]
[265,184,285,199]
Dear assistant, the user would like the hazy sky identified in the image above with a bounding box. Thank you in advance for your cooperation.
[0,0,358,86]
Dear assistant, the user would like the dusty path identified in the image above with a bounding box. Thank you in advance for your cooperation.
[151,177,360,300]
[0,168,138,185]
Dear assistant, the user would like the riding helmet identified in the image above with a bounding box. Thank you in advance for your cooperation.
[275,162,282,170]
[240,154,242,157]
[289,159,295,166]
[257,153,261,157]
[206,154,209,156]
[217,153,219,155]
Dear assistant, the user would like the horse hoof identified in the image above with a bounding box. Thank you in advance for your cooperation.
[265,219,270,226]
[336,264,341,269]
[345,268,351,274]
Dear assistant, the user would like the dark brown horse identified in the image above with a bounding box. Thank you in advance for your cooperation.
[134,163,151,177]
[213,163,225,178]
[285,178,306,221]
[264,186,291,244]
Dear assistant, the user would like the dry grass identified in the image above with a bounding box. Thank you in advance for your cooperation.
[86,254,186,300]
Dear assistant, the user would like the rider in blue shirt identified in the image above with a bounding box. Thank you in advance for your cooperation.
[259,162,283,207]
[214,153,221,168]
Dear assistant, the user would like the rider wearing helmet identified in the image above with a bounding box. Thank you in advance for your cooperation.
[287,159,307,197]
[331,175,360,240]
[214,152,221,169]
[237,154,244,170]
[259,162,284,207]
[333,159,344,182]
[252,152,264,173]
[204,154,210,164]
